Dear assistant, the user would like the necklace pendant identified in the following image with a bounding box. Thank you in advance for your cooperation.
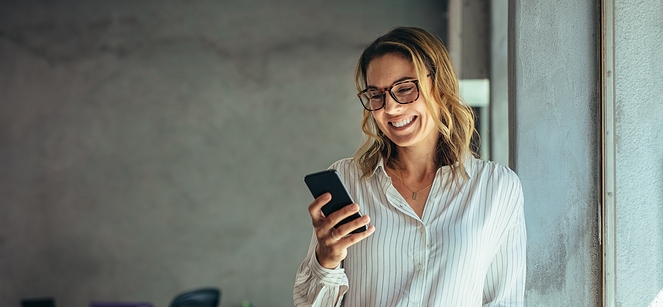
[412,192,418,200]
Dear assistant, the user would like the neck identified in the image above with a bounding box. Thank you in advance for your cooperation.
[392,143,438,181]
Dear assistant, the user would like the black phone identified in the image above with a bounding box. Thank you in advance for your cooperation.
[304,169,367,234]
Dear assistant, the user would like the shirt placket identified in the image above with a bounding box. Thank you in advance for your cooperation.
[407,223,429,307]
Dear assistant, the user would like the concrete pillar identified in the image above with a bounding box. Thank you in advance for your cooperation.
[510,0,601,305]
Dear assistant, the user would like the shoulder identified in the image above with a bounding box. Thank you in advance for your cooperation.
[328,158,363,181]
[467,157,523,201]
[468,158,525,229]
[329,158,356,171]
[468,156,520,185]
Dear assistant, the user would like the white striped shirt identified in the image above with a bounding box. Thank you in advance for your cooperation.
[294,156,526,307]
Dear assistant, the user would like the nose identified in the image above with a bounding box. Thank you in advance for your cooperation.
[382,93,402,113]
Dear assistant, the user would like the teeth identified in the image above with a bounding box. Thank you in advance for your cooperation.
[391,117,413,128]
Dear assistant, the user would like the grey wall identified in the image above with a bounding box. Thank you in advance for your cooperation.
[0,1,447,306]
[490,0,509,167]
[510,0,601,305]
[614,0,663,305]
[511,0,663,305]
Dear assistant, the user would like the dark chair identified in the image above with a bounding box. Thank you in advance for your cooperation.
[89,302,154,307]
[21,298,56,307]
[169,287,220,307]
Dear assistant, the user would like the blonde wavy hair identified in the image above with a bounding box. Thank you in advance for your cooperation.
[353,26,477,178]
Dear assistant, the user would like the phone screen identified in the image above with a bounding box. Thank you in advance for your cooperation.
[304,169,367,234]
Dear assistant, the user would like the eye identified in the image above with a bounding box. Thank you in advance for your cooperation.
[395,84,415,94]
[368,90,383,100]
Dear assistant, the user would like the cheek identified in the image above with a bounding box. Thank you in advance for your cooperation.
[422,102,441,123]
[373,114,392,135]
[371,111,386,126]
[420,106,441,132]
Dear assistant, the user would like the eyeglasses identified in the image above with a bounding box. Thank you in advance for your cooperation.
[357,79,421,111]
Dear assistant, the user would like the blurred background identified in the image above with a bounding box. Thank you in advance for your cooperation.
[0,1,503,306]
[8,0,662,306]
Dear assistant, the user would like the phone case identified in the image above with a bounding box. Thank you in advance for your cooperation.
[304,169,367,233]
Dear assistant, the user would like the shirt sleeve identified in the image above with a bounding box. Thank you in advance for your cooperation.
[482,174,527,307]
[294,232,349,307]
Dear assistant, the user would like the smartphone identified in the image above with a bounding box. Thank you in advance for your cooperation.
[304,169,367,234]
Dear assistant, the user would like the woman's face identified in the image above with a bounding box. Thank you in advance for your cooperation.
[366,53,439,151]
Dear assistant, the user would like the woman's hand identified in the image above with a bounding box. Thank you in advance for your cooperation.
[308,192,376,269]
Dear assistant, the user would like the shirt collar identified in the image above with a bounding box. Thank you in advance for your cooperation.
[371,158,388,178]
[369,154,475,179]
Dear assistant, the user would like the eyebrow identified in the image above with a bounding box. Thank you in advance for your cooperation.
[366,76,417,89]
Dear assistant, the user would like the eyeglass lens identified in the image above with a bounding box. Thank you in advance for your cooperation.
[360,81,419,110]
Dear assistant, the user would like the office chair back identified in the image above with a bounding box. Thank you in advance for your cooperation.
[169,287,220,307]
[21,298,56,307]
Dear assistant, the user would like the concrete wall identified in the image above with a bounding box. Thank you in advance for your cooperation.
[0,1,447,306]
[490,0,509,167]
[510,0,601,305]
[614,0,663,305]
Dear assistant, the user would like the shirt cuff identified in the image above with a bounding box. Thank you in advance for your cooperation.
[308,254,347,286]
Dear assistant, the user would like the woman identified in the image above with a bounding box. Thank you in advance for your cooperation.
[294,26,526,306]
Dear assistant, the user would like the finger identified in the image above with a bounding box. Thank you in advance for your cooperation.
[332,214,371,238]
[317,224,375,269]
[334,224,376,248]
[320,213,363,247]
[330,228,342,241]
[324,203,360,229]
[307,192,332,220]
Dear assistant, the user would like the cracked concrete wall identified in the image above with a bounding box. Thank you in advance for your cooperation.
[511,0,601,305]
[0,1,449,306]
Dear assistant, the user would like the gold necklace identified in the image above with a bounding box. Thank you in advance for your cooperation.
[393,170,433,200]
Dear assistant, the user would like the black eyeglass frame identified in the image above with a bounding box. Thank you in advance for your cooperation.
[356,79,423,111]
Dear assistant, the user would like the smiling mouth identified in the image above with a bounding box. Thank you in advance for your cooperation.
[389,116,416,128]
